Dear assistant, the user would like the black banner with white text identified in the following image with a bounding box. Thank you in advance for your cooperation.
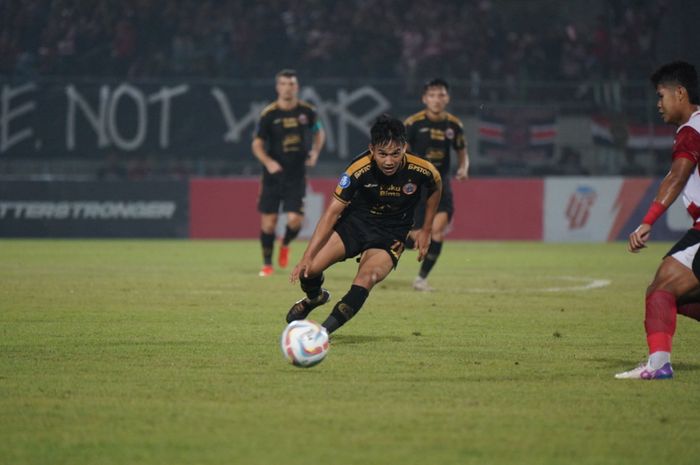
[0,180,188,237]
[0,79,394,161]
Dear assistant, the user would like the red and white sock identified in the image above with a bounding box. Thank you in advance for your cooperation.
[644,290,676,369]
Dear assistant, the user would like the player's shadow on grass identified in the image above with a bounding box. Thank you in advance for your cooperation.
[331,334,404,345]
[585,357,700,372]
[673,362,700,372]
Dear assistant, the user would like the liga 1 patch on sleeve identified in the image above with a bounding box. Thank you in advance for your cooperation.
[338,174,351,188]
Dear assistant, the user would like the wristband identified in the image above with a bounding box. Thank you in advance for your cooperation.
[642,201,667,225]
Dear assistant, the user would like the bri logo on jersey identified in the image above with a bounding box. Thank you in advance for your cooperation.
[402,183,417,195]
[338,174,351,189]
[565,186,597,230]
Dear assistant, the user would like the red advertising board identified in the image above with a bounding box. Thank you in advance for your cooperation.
[190,177,544,240]
[189,178,260,238]
[449,179,543,240]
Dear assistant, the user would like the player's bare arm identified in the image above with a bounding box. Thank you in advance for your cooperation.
[290,197,346,282]
[252,137,282,174]
[455,147,469,180]
[415,187,441,261]
[306,128,326,167]
[629,157,695,253]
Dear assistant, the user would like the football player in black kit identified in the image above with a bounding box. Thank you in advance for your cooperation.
[252,69,326,277]
[286,115,442,334]
[404,78,470,291]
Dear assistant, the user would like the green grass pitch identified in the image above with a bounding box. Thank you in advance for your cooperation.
[2,239,700,465]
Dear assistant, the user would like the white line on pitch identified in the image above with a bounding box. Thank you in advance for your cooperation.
[452,277,611,293]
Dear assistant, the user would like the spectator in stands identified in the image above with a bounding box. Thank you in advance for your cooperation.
[0,0,671,83]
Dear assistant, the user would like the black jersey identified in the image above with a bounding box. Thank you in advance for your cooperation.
[254,100,318,175]
[333,151,442,231]
[404,111,465,176]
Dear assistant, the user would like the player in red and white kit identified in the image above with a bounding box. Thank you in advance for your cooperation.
[617,61,700,380]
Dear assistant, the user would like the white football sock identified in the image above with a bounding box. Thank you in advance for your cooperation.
[648,351,671,370]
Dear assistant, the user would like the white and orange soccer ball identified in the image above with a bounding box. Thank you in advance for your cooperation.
[280,320,329,367]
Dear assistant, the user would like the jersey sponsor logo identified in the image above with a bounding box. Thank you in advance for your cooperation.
[353,164,372,178]
[363,183,378,188]
[430,129,445,141]
[402,183,417,195]
[338,174,351,188]
[565,186,597,230]
[445,128,455,140]
[408,163,431,176]
[379,185,402,197]
[298,113,308,125]
[426,148,445,161]
[283,117,299,128]
[419,127,430,133]
[282,134,302,152]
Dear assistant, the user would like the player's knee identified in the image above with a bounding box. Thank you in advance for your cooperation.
[354,269,383,289]
[646,280,682,298]
[646,273,675,296]
[646,283,665,297]
[287,214,303,229]
[261,218,277,233]
[353,275,372,289]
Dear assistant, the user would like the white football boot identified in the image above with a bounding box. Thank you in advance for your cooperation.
[412,276,434,292]
[614,362,673,380]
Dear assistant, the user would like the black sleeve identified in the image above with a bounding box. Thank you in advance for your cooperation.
[254,111,272,140]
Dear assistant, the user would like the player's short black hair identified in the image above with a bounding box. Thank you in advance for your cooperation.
[650,61,699,104]
[370,114,407,147]
[276,69,297,80]
[423,78,449,94]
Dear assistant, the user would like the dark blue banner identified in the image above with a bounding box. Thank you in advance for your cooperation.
[0,181,188,237]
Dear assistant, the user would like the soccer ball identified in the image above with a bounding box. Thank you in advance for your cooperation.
[280,320,330,367]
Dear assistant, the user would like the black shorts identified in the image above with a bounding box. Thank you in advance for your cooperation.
[665,228,700,279]
[333,213,407,268]
[413,182,454,228]
[257,172,306,214]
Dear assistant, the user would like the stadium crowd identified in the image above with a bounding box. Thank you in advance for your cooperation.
[1,0,668,83]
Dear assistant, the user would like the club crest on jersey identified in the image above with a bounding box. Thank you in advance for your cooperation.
[403,183,417,195]
[298,113,308,125]
[445,128,455,139]
[338,174,351,188]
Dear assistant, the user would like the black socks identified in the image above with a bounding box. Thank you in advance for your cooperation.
[300,273,324,301]
[260,231,275,265]
[419,240,442,279]
[322,285,369,334]
[282,225,300,246]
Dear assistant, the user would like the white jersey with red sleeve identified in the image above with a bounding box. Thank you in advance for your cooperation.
[675,109,700,227]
